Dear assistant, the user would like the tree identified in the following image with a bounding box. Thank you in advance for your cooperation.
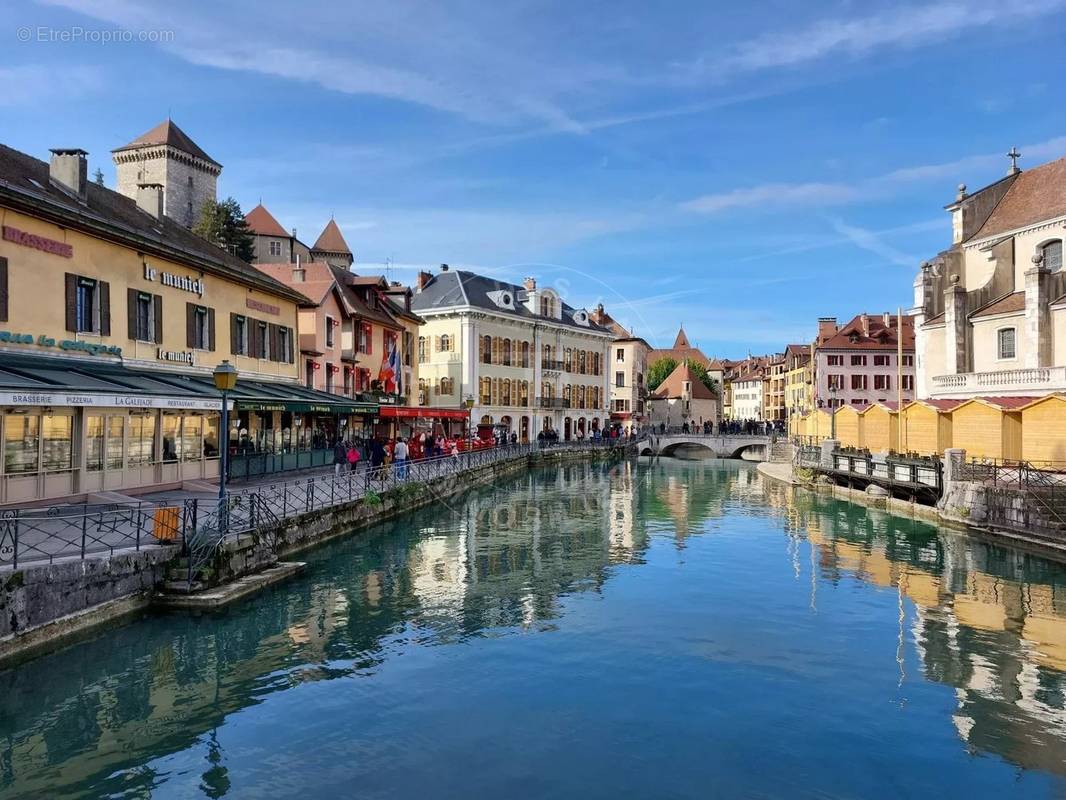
[92,167,104,186]
[193,197,255,262]
[647,357,677,391]
[647,356,719,395]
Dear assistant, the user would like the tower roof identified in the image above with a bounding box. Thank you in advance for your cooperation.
[112,119,220,167]
[245,203,289,237]
[673,326,691,348]
[651,362,717,400]
[312,219,351,254]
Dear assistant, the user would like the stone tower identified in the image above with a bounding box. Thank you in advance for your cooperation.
[310,218,354,268]
[112,120,221,228]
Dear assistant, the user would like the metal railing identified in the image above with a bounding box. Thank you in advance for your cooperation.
[0,439,631,572]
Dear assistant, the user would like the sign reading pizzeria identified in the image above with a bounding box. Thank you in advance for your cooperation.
[2,226,73,258]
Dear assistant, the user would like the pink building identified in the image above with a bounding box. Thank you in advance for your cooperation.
[815,313,916,410]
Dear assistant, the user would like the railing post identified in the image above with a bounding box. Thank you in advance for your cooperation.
[80,509,88,559]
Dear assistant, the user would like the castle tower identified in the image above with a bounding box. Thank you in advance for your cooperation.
[112,120,221,228]
[310,219,353,269]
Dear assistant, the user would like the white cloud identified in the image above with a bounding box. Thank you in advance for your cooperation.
[825,217,917,268]
[680,182,858,214]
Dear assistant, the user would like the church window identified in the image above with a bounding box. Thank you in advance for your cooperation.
[1042,240,1063,272]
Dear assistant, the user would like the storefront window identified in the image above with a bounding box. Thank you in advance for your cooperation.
[181,415,203,461]
[129,413,156,466]
[107,416,124,470]
[86,414,104,472]
[204,414,220,458]
[42,414,73,471]
[4,414,39,475]
[162,413,181,462]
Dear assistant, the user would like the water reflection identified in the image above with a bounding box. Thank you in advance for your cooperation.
[0,459,1064,798]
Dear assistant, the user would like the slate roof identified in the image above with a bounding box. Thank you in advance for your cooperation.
[245,203,289,237]
[312,219,351,254]
[411,269,610,334]
[112,119,220,167]
[971,157,1066,241]
[651,362,717,400]
[0,142,306,304]
[969,291,1025,319]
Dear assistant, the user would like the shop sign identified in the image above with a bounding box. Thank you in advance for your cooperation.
[158,348,194,365]
[2,225,73,258]
[0,392,226,410]
[144,264,205,297]
[237,400,379,414]
[0,330,121,357]
[246,298,280,316]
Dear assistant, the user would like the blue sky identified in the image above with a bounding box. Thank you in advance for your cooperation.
[4,0,1066,357]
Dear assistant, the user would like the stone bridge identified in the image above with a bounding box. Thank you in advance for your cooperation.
[639,433,773,460]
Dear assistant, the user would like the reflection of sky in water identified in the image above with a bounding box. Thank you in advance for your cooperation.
[2,459,1066,799]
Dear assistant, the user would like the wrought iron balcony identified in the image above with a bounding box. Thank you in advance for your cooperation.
[541,360,565,371]
[537,397,570,408]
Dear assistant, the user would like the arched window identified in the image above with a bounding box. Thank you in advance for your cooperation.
[520,380,529,407]
[418,336,427,363]
[578,351,586,374]
[439,333,451,352]
[521,341,530,368]
[481,335,492,364]
[440,377,453,396]
[578,385,586,409]
[1042,240,1063,272]
[480,377,491,404]
[563,384,572,407]
[502,338,512,366]
[418,378,427,404]
[503,378,512,406]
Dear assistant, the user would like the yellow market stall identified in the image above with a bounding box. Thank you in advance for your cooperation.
[834,405,862,448]
[1020,394,1066,465]
[948,397,1027,461]
[899,399,958,457]
[860,402,899,454]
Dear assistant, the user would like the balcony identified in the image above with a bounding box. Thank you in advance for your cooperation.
[541,360,565,372]
[537,397,570,409]
[930,366,1066,397]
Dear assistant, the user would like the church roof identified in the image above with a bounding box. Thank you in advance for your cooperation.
[971,156,1066,241]
[244,204,289,237]
[651,362,717,400]
[312,219,351,254]
[673,326,691,348]
[112,119,220,167]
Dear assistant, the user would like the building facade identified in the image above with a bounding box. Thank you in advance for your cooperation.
[412,268,613,441]
[815,313,916,410]
[0,140,330,504]
[589,304,649,430]
[245,203,312,265]
[731,369,766,421]
[647,362,719,428]
[913,153,1066,400]
[784,343,814,429]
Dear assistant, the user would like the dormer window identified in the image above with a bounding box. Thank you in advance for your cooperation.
[487,290,514,309]
[573,309,589,326]
[1042,240,1063,272]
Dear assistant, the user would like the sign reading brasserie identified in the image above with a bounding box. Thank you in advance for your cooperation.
[2,225,73,258]
[0,330,121,357]
[0,392,225,410]
[144,264,205,297]
[246,297,280,316]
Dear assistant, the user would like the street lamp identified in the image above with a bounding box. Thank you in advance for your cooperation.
[213,360,238,503]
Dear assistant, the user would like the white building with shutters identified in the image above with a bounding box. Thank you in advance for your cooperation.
[411,267,614,441]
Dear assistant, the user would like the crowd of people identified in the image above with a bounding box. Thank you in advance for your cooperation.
[656,419,784,436]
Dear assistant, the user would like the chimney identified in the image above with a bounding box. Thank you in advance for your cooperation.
[861,313,870,337]
[293,253,305,282]
[440,263,450,272]
[523,276,536,291]
[291,227,297,239]
[49,149,88,201]
[416,270,433,292]
[883,311,891,326]
[817,317,837,343]
[135,183,164,219]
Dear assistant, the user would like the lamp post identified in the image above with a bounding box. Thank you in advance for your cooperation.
[213,360,238,503]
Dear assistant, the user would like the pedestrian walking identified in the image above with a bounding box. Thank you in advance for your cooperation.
[394,437,410,480]
[333,440,347,477]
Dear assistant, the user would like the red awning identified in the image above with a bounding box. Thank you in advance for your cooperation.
[378,406,470,420]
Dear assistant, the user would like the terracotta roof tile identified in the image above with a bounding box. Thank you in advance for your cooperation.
[976,396,1040,410]
[673,326,691,348]
[112,119,219,167]
[651,362,717,400]
[969,291,1025,319]
[820,313,915,351]
[245,204,289,237]
[312,219,351,254]
[971,157,1066,241]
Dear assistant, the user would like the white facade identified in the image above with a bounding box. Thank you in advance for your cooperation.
[414,273,613,440]
[732,377,764,421]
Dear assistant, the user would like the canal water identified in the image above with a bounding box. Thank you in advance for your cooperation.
[3,459,1066,799]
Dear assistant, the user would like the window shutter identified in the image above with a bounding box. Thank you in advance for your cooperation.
[0,257,8,322]
[268,323,280,362]
[186,302,196,348]
[127,288,138,340]
[65,273,77,331]
[288,327,295,363]
[208,307,216,351]
[151,294,162,343]
[98,281,111,336]
[230,313,239,355]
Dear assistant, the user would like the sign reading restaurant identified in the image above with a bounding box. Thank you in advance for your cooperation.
[2,225,73,258]
[0,391,226,410]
